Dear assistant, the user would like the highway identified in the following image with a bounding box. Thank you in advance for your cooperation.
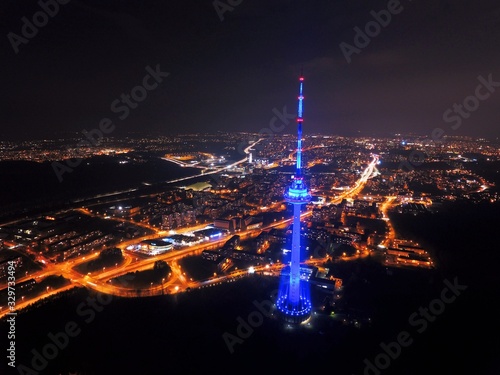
[160,138,263,185]
[329,154,379,204]
[379,196,398,247]
[0,213,300,318]
[0,153,379,318]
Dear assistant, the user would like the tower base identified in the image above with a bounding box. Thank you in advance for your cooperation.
[275,279,312,324]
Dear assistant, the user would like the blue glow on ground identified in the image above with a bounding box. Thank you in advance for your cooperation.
[276,275,312,323]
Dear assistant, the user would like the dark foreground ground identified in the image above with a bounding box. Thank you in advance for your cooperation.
[2,201,500,375]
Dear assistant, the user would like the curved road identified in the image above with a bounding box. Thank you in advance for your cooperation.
[0,153,379,318]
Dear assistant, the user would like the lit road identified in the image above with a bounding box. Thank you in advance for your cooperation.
[0,284,79,317]
[286,144,325,162]
[328,154,379,204]
[0,152,378,318]
[77,207,157,232]
[160,138,263,185]
[71,187,139,204]
[380,196,398,247]
[0,213,300,318]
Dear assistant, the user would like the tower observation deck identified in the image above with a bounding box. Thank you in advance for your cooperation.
[275,72,312,324]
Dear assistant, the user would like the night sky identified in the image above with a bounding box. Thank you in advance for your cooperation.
[1,0,500,140]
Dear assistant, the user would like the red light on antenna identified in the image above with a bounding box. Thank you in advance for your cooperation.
[299,77,304,81]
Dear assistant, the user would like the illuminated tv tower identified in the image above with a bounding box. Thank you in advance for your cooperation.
[276,71,312,324]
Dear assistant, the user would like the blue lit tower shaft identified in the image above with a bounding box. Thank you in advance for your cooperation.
[276,73,311,323]
[296,77,304,175]
[289,199,302,305]
[289,75,305,306]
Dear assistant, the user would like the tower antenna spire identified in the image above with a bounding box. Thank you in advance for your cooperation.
[296,69,305,175]
[276,69,312,324]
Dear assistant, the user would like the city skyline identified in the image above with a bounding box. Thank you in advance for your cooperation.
[1,125,499,374]
[1,1,500,374]
[1,1,500,141]
[0,125,500,375]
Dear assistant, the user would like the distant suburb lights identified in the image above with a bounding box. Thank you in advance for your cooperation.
[51,64,170,183]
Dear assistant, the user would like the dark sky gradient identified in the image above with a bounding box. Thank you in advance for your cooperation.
[1,0,500,140]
